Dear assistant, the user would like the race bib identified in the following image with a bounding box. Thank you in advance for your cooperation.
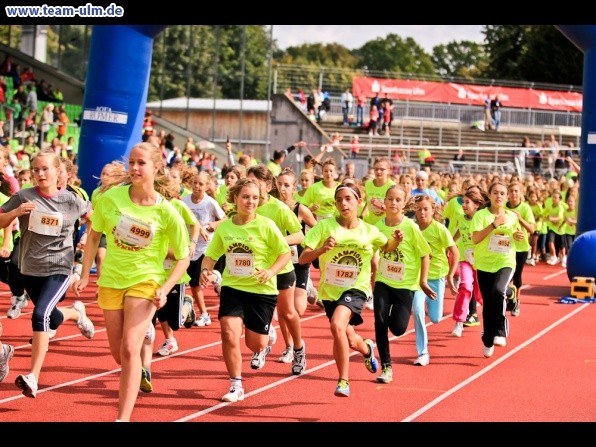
[289,245,299,264]
[380,258,404,281]
[113,213,155,248]
[28,209,63,236]
[488,234,512,254]
[324,262,358,287]
[227,252,254,276]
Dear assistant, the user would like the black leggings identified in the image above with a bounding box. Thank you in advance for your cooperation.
[477,268,514,348]
[373,281,414,366]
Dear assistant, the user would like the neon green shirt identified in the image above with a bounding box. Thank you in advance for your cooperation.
[506,201,534,252]
[257,195,301,275]
[302,218,387,301]
[470,208,518,273]
[91,185,190,289]
[442,196,464,236]
[420,219,455,280]
[167,198,198,284]
[205,215,290,296]
[301,181,338,220]
[375,216,430,290]
[363,178,395,225]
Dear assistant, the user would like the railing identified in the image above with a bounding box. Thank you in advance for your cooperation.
[448,160,515,175]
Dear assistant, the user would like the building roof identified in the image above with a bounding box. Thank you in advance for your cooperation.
[145,98,270,112]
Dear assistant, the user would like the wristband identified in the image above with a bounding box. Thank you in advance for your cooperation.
[191,239,198,244]
[491,222,497,229]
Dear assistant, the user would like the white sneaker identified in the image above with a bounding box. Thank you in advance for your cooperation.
[7,294,28,319]
[547,256,559,266]
[250,345,271,370]
[413,353,430,366]
[493,336,507,347]
[48,329,57,339]
[561,256,567,268]
[483,345,495,358]
[73,301,95,338]
[157,339,179,356]
[144,323,155,345]
[268,324,277,346]
[365,294,374,310]
[15,372,38,398]
[306,277,318,305]
[0,344,15,382]
[451,321,464,337]
[193,314,212,327]
[221,386,244,402]
[278,345,293,363]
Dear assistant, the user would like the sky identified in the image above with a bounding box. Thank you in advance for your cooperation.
[272,25,485,53]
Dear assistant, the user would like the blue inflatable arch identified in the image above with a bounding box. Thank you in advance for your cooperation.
[555,26,596,279]
[77,25,166,193]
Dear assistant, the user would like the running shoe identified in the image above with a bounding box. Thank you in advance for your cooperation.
[463,313,480,327]
[483,345,495,358]
[363,339,379,373]
[193,313,211,327]
[7,294,28,319]
[140,367,153,393]
[73,301,95,339]
[291,341,306,375]
[0,344,14,382]
[413,353,430,366]
[15,373,38,398]
[183,296,196,328]
[278,345,293,363]
[334,379,350,397]
[250,345,271,370]
[451,321,464,337]
[222,386,244,402]
[268,324,277,346]
[376,365,393,384]
[157,339,179,356]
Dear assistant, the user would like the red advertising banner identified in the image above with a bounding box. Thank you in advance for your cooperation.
[352,77,583,112]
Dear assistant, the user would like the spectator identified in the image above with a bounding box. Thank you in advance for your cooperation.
[57,105,70,141]
[340,87,353,126]
[483,94,494,130]
[39,103,55,142]
[490,94,502,131]
[0,55,13,76]
[368,104,379,136]
[25,83,38,120]
[350,135,360,159]
[418,147,435,169]
[356,92,366,127]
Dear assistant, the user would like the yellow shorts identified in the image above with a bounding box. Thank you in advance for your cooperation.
[98,280,160,310]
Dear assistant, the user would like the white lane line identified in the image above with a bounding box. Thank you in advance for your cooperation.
[400,302,589,422]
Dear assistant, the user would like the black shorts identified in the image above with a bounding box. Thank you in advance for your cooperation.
[155,283,186,330]
[277,270,296,290]
[187,256,203,287]
[322,288,367,326]
[218,286,277,335]
[294,264,309,290]
[99,234,107,249]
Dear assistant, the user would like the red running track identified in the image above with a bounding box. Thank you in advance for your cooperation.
[0,262,594,425]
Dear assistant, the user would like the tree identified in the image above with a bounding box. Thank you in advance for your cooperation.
[481,25,582,87]
[432,40,488,79]
[355,33,434,75]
